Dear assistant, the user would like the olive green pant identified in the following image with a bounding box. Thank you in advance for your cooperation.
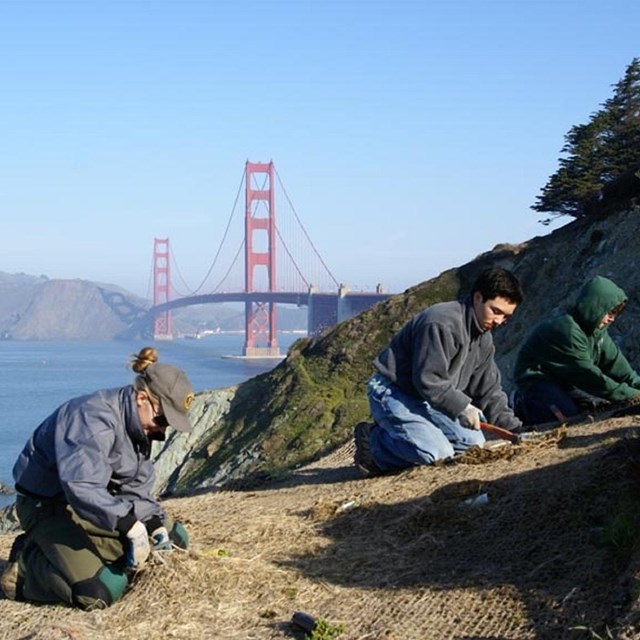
[16,494,130,610]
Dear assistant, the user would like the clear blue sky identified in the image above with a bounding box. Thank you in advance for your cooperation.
[1,0,638,299]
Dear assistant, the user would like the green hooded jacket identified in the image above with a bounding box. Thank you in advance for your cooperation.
[514,276,640,401]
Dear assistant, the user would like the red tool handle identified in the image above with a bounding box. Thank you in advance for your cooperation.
[480,421,518,443]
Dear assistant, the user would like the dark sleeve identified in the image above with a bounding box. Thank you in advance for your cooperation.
[555,331,638,401]
[598,333,640,390]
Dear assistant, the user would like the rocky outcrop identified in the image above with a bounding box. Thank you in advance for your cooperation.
[0,503,20,534]
[0,483,14,496]
[152,386,239,495]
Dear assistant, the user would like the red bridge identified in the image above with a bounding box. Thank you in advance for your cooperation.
[124,161,390,357]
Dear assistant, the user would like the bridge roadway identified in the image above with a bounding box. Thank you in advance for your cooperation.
[117,289,391,340]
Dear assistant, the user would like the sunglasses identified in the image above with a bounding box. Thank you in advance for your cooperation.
[152,403,170,428]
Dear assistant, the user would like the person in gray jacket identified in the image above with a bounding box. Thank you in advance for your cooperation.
[0,346,195,610]
[355,266,524,476]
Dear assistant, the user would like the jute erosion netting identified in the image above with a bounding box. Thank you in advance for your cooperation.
[2,417,640,639]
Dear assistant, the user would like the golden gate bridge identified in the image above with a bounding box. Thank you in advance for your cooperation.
[121,160,390,357]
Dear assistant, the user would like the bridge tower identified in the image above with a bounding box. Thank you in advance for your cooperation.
[153,237,173,340]
[244,160,280,357]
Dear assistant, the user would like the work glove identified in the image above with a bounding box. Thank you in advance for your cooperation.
[458,404,484,430]
[126,520,151,570]
[151,526,172,552]
[169,521,190,550]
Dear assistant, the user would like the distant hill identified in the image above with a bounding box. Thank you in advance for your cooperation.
[0,271,307,340]
[0,274,147,340]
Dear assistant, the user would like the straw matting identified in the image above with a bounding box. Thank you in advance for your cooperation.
[2,416,640,639]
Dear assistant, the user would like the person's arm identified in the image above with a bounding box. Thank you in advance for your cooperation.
[115,461,166,525]
[598,332,640,389]
[551,331,638,401]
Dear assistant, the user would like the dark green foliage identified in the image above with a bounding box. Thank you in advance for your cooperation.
[533,58,640,220]
[600,59,640,178]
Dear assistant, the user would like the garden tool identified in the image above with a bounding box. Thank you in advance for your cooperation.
[480,421,545,444]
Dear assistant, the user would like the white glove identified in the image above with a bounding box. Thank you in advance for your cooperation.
[151,526,172,552]
[458,404,483,430]
[126,520,151,570]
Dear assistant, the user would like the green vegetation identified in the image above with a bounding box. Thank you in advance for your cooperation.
[166,204,640,499]
[307,618,346,640]
[533,58,640,221]
[171,265,476,491]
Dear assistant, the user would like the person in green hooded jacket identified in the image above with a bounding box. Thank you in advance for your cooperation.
[513,275,640,425]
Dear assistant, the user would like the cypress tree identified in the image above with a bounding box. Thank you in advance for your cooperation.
[599,57,640,181]
[532,115,607,218]
[532,58,640,220]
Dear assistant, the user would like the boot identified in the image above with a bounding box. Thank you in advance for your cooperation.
[354,421,383,477]
[0,533,26,601]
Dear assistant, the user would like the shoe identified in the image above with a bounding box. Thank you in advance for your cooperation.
[1,533,26,601]
[354,421,383,477]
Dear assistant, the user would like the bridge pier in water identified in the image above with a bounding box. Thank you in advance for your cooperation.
[243,300,281,358]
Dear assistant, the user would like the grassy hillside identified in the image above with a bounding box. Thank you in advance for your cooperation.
[166,206,640,494]
[5,209,640,638]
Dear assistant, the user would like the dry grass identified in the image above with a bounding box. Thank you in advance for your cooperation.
[2,418,640,639]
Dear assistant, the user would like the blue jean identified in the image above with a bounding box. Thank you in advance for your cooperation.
[367,373,485,472]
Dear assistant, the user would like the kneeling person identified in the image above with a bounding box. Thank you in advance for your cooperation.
[0,347,193,610]
[514,276,640,425]
[355,266,524,475]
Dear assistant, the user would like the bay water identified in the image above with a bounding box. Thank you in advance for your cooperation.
[0,333,304,508]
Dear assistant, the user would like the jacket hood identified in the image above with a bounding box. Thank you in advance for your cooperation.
[572,276,627,334]
[122,386,146,441]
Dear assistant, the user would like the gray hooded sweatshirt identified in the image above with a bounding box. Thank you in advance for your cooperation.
[373,298,521,430]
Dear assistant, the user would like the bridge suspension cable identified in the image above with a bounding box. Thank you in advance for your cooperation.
[274,167,340,289]
[170,167,246,297]
[209,238,245,293]
[275,226,310,289]
[145,252,154,303]
[168,249,196,298]
[161,162,341,300]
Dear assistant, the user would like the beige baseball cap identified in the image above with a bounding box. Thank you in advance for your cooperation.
[144,363,195,432]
